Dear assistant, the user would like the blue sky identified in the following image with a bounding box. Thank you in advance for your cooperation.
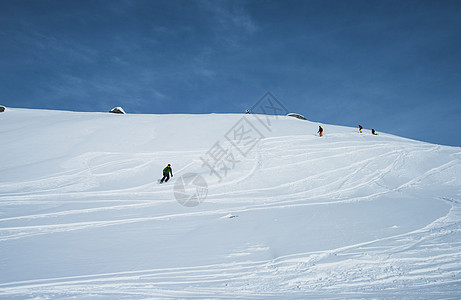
[1,0,460,147]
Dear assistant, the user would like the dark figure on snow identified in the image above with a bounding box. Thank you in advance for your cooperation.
[318,126,323,137]
[372,128,378,135]
[359,125,363,133]
[160,164,173,183]
[246,109,250,114]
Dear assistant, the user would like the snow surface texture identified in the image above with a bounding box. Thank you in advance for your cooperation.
[1,108,461,299]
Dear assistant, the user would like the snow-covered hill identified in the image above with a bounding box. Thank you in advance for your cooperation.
[1,108,460,298]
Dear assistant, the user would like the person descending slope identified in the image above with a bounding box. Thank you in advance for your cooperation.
[359,125,363,133]
[318,126,323,137]
[160,164,173,183]
[372,128,378,135]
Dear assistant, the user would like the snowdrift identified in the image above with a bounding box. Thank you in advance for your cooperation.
[0,108,460,298]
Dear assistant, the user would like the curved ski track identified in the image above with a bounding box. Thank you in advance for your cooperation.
[1,135,460,299]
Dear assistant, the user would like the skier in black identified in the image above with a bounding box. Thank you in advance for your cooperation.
[372,128,378,135]
[318,126,323,137]
[160,164,173,183]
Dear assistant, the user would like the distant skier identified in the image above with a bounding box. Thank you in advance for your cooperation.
[160,164,173,183]
[318,126,323,137]
[359,125,363,133]
[372,128,378,135]
[246,109,250,114]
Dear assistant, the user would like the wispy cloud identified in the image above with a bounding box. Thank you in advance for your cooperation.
[198,0,259,48]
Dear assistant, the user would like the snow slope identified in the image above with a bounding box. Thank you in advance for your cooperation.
[1,108,460,299]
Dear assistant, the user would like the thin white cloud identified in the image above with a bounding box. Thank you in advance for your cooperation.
[198,0,259,48]
[13,30,99,65]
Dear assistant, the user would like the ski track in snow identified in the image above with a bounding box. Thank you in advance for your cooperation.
[1,111,461,298]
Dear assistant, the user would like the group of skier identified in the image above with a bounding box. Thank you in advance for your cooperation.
[359,125,378,135]
[317,125,378,137]
[159,111,380,183]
